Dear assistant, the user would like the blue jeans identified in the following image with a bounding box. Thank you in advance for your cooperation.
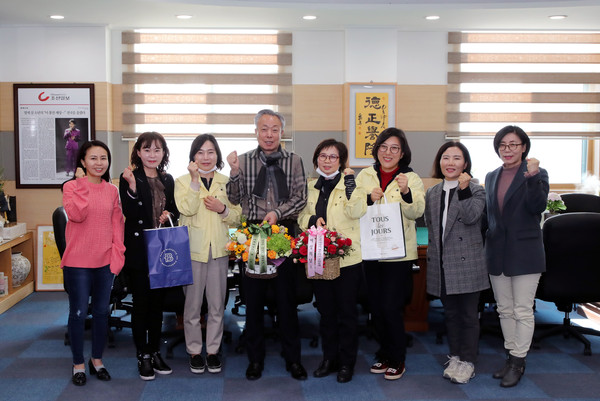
[63,265,114,365]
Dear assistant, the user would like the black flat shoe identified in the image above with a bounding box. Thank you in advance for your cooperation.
[286,362,307,380]
[89,359,111,381]
[246,362,263,381]
[337,365,353,383]
[313,360,338,378]
[72,372,86,386]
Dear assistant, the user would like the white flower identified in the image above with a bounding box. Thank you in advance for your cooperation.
[236,232,248,244]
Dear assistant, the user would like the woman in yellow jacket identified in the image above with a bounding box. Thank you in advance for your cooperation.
[175,134,241,375]
[355,127,425,381]
[298,139,366,383]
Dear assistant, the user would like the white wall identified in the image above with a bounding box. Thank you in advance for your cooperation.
[292,30,447,85]
[292,30,345,85]
[397,31,447,85]
[0,26,109,82]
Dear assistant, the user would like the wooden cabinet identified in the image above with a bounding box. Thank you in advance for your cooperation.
[404,245,429,332]
[0,232,34,314]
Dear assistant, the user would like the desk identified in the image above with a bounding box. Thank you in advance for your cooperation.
[405,227,429,332]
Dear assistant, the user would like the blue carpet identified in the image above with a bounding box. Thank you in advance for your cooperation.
[1,292,600,400]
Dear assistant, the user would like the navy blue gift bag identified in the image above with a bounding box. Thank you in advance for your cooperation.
[144,222,193,289]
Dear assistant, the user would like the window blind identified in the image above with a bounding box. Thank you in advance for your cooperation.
[447,32,600,138]
[121,30,293,140]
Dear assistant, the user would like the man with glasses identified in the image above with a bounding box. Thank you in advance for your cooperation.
[226,109,308,381]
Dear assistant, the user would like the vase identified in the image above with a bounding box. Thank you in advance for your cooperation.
[11,252,31,287]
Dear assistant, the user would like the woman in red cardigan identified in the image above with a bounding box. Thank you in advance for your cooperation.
[61,140,125,387]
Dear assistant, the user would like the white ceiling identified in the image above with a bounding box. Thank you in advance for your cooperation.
[1,0,599,31]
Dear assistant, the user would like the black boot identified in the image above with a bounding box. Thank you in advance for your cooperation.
[492,350,510,379]
[500,355,526,388]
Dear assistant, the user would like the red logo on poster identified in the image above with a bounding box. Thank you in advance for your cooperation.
[38,92,50,101]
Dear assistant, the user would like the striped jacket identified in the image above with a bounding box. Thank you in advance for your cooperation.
[226,146,307,222]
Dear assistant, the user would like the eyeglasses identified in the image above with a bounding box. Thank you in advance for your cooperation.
[498,143,523,151]
[318,153,339,162]
[378,144,401,154]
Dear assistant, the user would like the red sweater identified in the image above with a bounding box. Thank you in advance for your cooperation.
[61,177,125,275]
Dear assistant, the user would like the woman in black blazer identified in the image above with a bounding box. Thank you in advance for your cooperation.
[485,126,549,388]
[119,132,179,381]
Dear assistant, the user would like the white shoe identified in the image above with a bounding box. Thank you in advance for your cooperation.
[443,355,460,379]
[451,360,475,384]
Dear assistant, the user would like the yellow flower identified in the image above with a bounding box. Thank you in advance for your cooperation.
[271,225,280,234]
[242,222,247,227]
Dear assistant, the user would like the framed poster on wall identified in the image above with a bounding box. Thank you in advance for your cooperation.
[13,83,95,188]
[347,84,396,168]
[36,225,64,291]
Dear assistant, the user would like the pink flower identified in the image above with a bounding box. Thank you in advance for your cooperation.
[548,192,562,202]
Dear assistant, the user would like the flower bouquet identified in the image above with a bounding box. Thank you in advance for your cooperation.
[292,226,353,280]
[226,216,293,279]
[546,192,567,214]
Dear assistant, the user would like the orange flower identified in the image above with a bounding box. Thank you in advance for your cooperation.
[271,225,280,234]
[242,252,249,262]
[267,250,277,259]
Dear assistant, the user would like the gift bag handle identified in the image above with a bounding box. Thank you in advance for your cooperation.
[158,214,175,228]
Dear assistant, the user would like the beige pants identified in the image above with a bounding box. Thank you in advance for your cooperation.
[490,272,541,358]
[183,248,228,355]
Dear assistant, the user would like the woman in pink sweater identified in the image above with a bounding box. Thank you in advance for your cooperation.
[61,140,125,386]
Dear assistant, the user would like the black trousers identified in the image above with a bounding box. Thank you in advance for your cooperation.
[313,262,361,368]
[242,257,301,365]
[364,260,413,365]
[127,268,167,355]
[440,272,481,363]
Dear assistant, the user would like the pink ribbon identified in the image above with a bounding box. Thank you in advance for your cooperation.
[307,226,326,277]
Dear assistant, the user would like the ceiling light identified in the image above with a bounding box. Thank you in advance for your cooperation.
[549,15,567,20]
[176,15,193,20]
[303,15,317,21]
[425,15,440,21]
[49,15,65,20]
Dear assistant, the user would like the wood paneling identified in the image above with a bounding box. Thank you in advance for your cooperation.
[1,181,62,232]
[293,85,344,131]
[397,85,446,132]
[112,84,123,132]
[0,83,14,132]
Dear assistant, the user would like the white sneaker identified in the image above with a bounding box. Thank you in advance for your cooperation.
[451,360,475,384]
[443,355,460,379]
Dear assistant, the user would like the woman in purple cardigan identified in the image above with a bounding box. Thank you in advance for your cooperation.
[64,119,81,176]
[485,125,549,388]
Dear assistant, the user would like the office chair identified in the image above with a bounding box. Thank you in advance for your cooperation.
[534,212,600,355]
[558,193,600,214]
[53,206,132,347]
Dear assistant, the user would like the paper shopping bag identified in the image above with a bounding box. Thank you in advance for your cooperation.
[144,225,193,289]
[359,197,406,260]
